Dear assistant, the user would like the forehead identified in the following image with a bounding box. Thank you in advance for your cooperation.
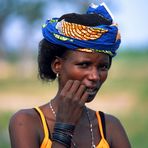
[64,50,110,62]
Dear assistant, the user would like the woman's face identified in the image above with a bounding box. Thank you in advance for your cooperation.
[58,50,110,102]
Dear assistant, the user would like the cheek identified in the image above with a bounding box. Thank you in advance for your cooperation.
[59,67,84,87]
[100,71,108,83]
[65,68,84,80]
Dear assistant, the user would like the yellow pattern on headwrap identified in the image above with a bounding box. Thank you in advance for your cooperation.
[57,20,108,40]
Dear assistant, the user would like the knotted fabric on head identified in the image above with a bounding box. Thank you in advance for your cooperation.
[42,2,121,57]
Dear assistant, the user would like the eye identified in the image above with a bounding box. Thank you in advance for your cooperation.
[99,64,109,71]
[76,62,91,68]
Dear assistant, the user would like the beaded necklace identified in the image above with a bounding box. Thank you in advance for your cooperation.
[49,101,96,148]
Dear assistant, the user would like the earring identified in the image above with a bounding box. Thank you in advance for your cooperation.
[56,73,59,78]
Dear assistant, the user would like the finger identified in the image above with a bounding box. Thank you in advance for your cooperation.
[74,84,86,100]
[79,91,89,105]
[60,80,73,95]
[68,80,81,95]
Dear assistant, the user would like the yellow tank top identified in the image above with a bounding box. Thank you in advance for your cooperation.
[35,107,110,148]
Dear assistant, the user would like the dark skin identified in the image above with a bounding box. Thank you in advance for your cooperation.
[9,51,131,148]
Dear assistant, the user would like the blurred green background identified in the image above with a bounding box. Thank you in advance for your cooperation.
[0,0,148,148]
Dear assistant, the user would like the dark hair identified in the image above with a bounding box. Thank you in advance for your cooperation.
[38,39,68,81]
[38,13,112,81]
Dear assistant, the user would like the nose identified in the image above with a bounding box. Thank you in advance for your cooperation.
[87,67,100,82]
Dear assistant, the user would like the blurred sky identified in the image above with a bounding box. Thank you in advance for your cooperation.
[3,0,148,51]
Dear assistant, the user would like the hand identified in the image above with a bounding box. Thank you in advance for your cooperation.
[56,80,88,125]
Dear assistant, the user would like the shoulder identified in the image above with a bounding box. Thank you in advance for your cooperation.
[9,108,41,135]
[104,113,122,129]
[9,108,38,126]
[104,113,131,148]
[9,108,43,148]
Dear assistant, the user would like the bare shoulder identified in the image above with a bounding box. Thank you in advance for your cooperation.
[9,108,41,148]
[104,113,123,128]
[9,108,38,127]
[104,113,131,148]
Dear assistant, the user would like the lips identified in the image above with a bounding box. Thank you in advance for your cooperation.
[86,87,98,102]
[86,87,98,96]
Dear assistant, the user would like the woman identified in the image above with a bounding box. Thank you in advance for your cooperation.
[9,3,131,148]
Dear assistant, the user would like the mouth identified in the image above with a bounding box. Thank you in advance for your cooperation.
[86,87,98,96]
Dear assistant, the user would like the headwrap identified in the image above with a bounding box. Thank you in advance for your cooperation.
[42,2,121,57]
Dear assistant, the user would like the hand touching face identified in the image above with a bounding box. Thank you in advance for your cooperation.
[58,51,110,102]
[56,80,88,124]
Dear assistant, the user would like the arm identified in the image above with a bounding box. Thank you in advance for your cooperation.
[9,80,87,148]
[51,80,88,148]
[106,114,131,148]
[9,109,40,148]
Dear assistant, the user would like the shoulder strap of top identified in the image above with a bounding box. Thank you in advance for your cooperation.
[34,107,49,139]
[96,111,106,139]
[99,111,106,139]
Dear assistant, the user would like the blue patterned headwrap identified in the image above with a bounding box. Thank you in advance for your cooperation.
[42,3,121,57]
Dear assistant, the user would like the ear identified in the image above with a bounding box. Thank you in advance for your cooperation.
[51,57,62,74]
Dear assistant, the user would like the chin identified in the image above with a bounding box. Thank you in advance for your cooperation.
[86,94,96,103]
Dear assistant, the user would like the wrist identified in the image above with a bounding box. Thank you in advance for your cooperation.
[52,122,76,148]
